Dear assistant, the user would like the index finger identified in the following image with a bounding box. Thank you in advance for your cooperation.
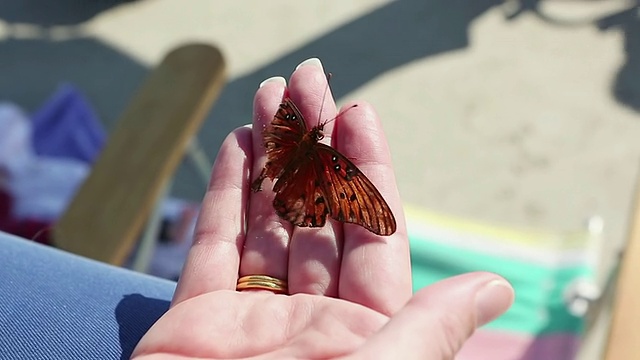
[171,126,253,306]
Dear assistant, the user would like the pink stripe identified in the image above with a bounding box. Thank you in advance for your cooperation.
[457,330,581,360]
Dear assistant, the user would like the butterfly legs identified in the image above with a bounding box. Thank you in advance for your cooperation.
[251,168,267,192]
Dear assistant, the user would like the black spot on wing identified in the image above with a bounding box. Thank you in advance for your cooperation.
[344,165,357,181]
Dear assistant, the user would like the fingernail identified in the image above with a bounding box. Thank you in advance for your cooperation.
[474,279,514,326]
[295,57,323,70]
[259,76,286,88]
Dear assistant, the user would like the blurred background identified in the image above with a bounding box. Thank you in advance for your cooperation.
[2,0,639,250]
[1,0,640,358]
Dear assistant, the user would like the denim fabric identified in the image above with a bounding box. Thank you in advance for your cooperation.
[0,232,175,359]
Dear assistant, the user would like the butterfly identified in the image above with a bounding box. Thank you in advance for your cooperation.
[251,97,396,236]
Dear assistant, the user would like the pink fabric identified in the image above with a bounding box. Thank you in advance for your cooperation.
[458,330,580,360]
[0,189,51,244]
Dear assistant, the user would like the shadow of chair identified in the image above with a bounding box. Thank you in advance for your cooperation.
[51,43,225,267]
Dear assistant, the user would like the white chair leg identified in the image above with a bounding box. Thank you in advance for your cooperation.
[131,179,172,273]
[187,137,213,187]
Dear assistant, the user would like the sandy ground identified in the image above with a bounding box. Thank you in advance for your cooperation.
[1,0,639,358]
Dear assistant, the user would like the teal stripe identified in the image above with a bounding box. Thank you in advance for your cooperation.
[410,235,588,335]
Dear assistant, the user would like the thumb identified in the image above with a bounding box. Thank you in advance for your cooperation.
[353,272,514,360]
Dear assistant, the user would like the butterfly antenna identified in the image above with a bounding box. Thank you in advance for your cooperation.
[318,72,358,127]
[318,72,332,125]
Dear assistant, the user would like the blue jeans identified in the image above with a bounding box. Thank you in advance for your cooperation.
[0,231,176,359]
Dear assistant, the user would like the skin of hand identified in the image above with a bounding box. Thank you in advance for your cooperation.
[131,58,515,360]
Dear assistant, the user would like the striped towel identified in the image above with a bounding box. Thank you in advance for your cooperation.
[407,205,596,360]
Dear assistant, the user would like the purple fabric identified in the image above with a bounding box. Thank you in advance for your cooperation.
[31,83,106,164]
[458,330,581,360]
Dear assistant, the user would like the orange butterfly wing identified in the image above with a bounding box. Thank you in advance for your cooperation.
[272,159,330,228]
[251,98,307,192]
[254,97,397,236]
[314,145,396,236]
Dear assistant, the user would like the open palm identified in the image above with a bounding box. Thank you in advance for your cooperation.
[132,59,513,359]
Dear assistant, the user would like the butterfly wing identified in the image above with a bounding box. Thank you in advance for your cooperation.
[265,98,307,140]
[315,144,396,236]
[252,98,310,191]
[257,97,396,236]
[272,159,330,228]
[271,142,396,236]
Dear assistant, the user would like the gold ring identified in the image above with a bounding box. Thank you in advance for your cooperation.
[236,275,288,294]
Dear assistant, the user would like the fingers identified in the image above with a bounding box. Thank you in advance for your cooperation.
[172,127,253,306]
[286,61,344,296]
[335,102,412,315]
[288,57,339,140]
[353,273,515,360]
[243,58,345,296]
[183,57,408,304]
[241,75,291,282]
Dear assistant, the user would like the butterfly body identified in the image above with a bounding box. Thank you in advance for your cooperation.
[252,98,396,236]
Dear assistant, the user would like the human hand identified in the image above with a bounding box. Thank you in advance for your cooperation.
[132,58,514,359]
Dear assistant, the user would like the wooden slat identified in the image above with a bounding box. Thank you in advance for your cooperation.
[605,172,640,359]
[53,43,225,265]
